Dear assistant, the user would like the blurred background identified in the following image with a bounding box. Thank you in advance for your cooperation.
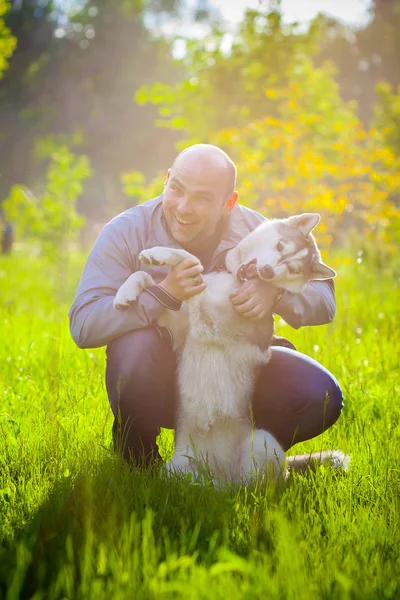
[0,0,399,257]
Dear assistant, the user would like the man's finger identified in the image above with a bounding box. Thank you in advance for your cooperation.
[182,274,205,288]
[248,308,268,321]
[232,298,257,313]
[230,288,253,305]
[183,281,207,296]
[243,304,265,319]
[179,264,204,278]
[179,257,202,270]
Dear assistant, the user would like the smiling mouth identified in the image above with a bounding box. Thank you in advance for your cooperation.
[174,215,196,227]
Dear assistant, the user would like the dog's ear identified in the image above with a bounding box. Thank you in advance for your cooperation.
[287,213,320,237]
[311,260,336,280]
[225,245,243,273]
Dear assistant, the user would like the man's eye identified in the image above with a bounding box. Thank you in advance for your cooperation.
[277,241,284,252]
[171,186,183,194]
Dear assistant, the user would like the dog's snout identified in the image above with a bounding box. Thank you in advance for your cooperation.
[260,264,275,279]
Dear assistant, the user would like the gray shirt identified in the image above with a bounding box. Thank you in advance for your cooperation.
[69,195,336,349]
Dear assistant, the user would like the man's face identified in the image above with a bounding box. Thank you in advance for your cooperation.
[162,152,237,248]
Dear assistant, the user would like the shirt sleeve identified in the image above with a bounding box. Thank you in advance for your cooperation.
[274,279,336,329]
[68,219,165,349]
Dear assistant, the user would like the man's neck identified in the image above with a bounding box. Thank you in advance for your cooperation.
[185,216,226,249]
[181,216,227,268]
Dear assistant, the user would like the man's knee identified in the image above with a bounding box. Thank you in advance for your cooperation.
[253,347,344,450]
[323,376,344,427]
[288,367,344,449]
[286,361,344,430]
[106,326,175,414]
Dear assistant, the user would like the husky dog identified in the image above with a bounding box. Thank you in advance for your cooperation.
[114,213,349,484]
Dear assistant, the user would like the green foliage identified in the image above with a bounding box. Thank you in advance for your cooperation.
[0,248,400,597]
[2,145,91,258]
[121,169,164,204]
[208,62,400,252]
[135,7,320,140]
[373,82,400,156]
[130,4,400,254]
[121,170,147,204]
[313,1,400,124]
[1,3,400,594]
[0,0,15,79]
[0,0,181,219]
[130,56,400,253]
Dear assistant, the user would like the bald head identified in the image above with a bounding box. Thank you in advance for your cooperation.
[163,144,239,250]
[172,144,237,198]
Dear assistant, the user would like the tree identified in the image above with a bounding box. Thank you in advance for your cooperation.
[0,0,185,221]
[315,1,400,124]
[136,6,319,143]
[0,0,15,79]
[2,145,91,257]
[127,56,400,256]
[373,82,400,179]
[0,0,58,204]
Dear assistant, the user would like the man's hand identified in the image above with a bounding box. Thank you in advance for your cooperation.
[158,257,207,301]
[230,279,280,320]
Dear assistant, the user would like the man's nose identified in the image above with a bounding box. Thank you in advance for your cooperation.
[177,196,195,214]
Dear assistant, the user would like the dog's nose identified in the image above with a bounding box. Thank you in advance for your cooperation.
[260,264,275,279]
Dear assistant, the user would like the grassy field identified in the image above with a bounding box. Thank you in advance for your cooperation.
[1,247,399,599]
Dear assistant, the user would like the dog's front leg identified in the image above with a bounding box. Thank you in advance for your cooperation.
[114,271,155,310]
[139,246,197,268]
[164,427,200,479]
[165,446,197,478]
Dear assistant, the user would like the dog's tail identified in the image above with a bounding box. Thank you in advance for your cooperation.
[287,450,350,473]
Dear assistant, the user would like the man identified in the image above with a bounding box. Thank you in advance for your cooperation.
[69,144,343,464]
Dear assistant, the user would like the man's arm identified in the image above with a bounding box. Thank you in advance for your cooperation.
[68,218,165,349]
[274,279,336,329]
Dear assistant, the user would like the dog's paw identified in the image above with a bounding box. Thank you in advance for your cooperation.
[139,247,197,268]
[114,281,140,310]
[114,272,154,310]
[164,454,195,477]
[139,248,162,266]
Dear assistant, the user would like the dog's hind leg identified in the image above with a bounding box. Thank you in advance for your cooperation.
[165,435,200,478]
[239,429,286,483]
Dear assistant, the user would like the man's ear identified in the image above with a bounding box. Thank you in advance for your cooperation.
[287,213,321,236]
[164,169,172,186]
[311,260,336,280]
[225,191,239,212]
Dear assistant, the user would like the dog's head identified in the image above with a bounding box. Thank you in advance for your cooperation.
[226,213,336,293]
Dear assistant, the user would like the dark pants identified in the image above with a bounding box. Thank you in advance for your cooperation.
[106,327,344,464]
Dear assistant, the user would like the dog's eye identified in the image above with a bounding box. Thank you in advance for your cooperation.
[277,241,284,252]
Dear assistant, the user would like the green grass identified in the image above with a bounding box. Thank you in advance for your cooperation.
[1,248,399,599]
